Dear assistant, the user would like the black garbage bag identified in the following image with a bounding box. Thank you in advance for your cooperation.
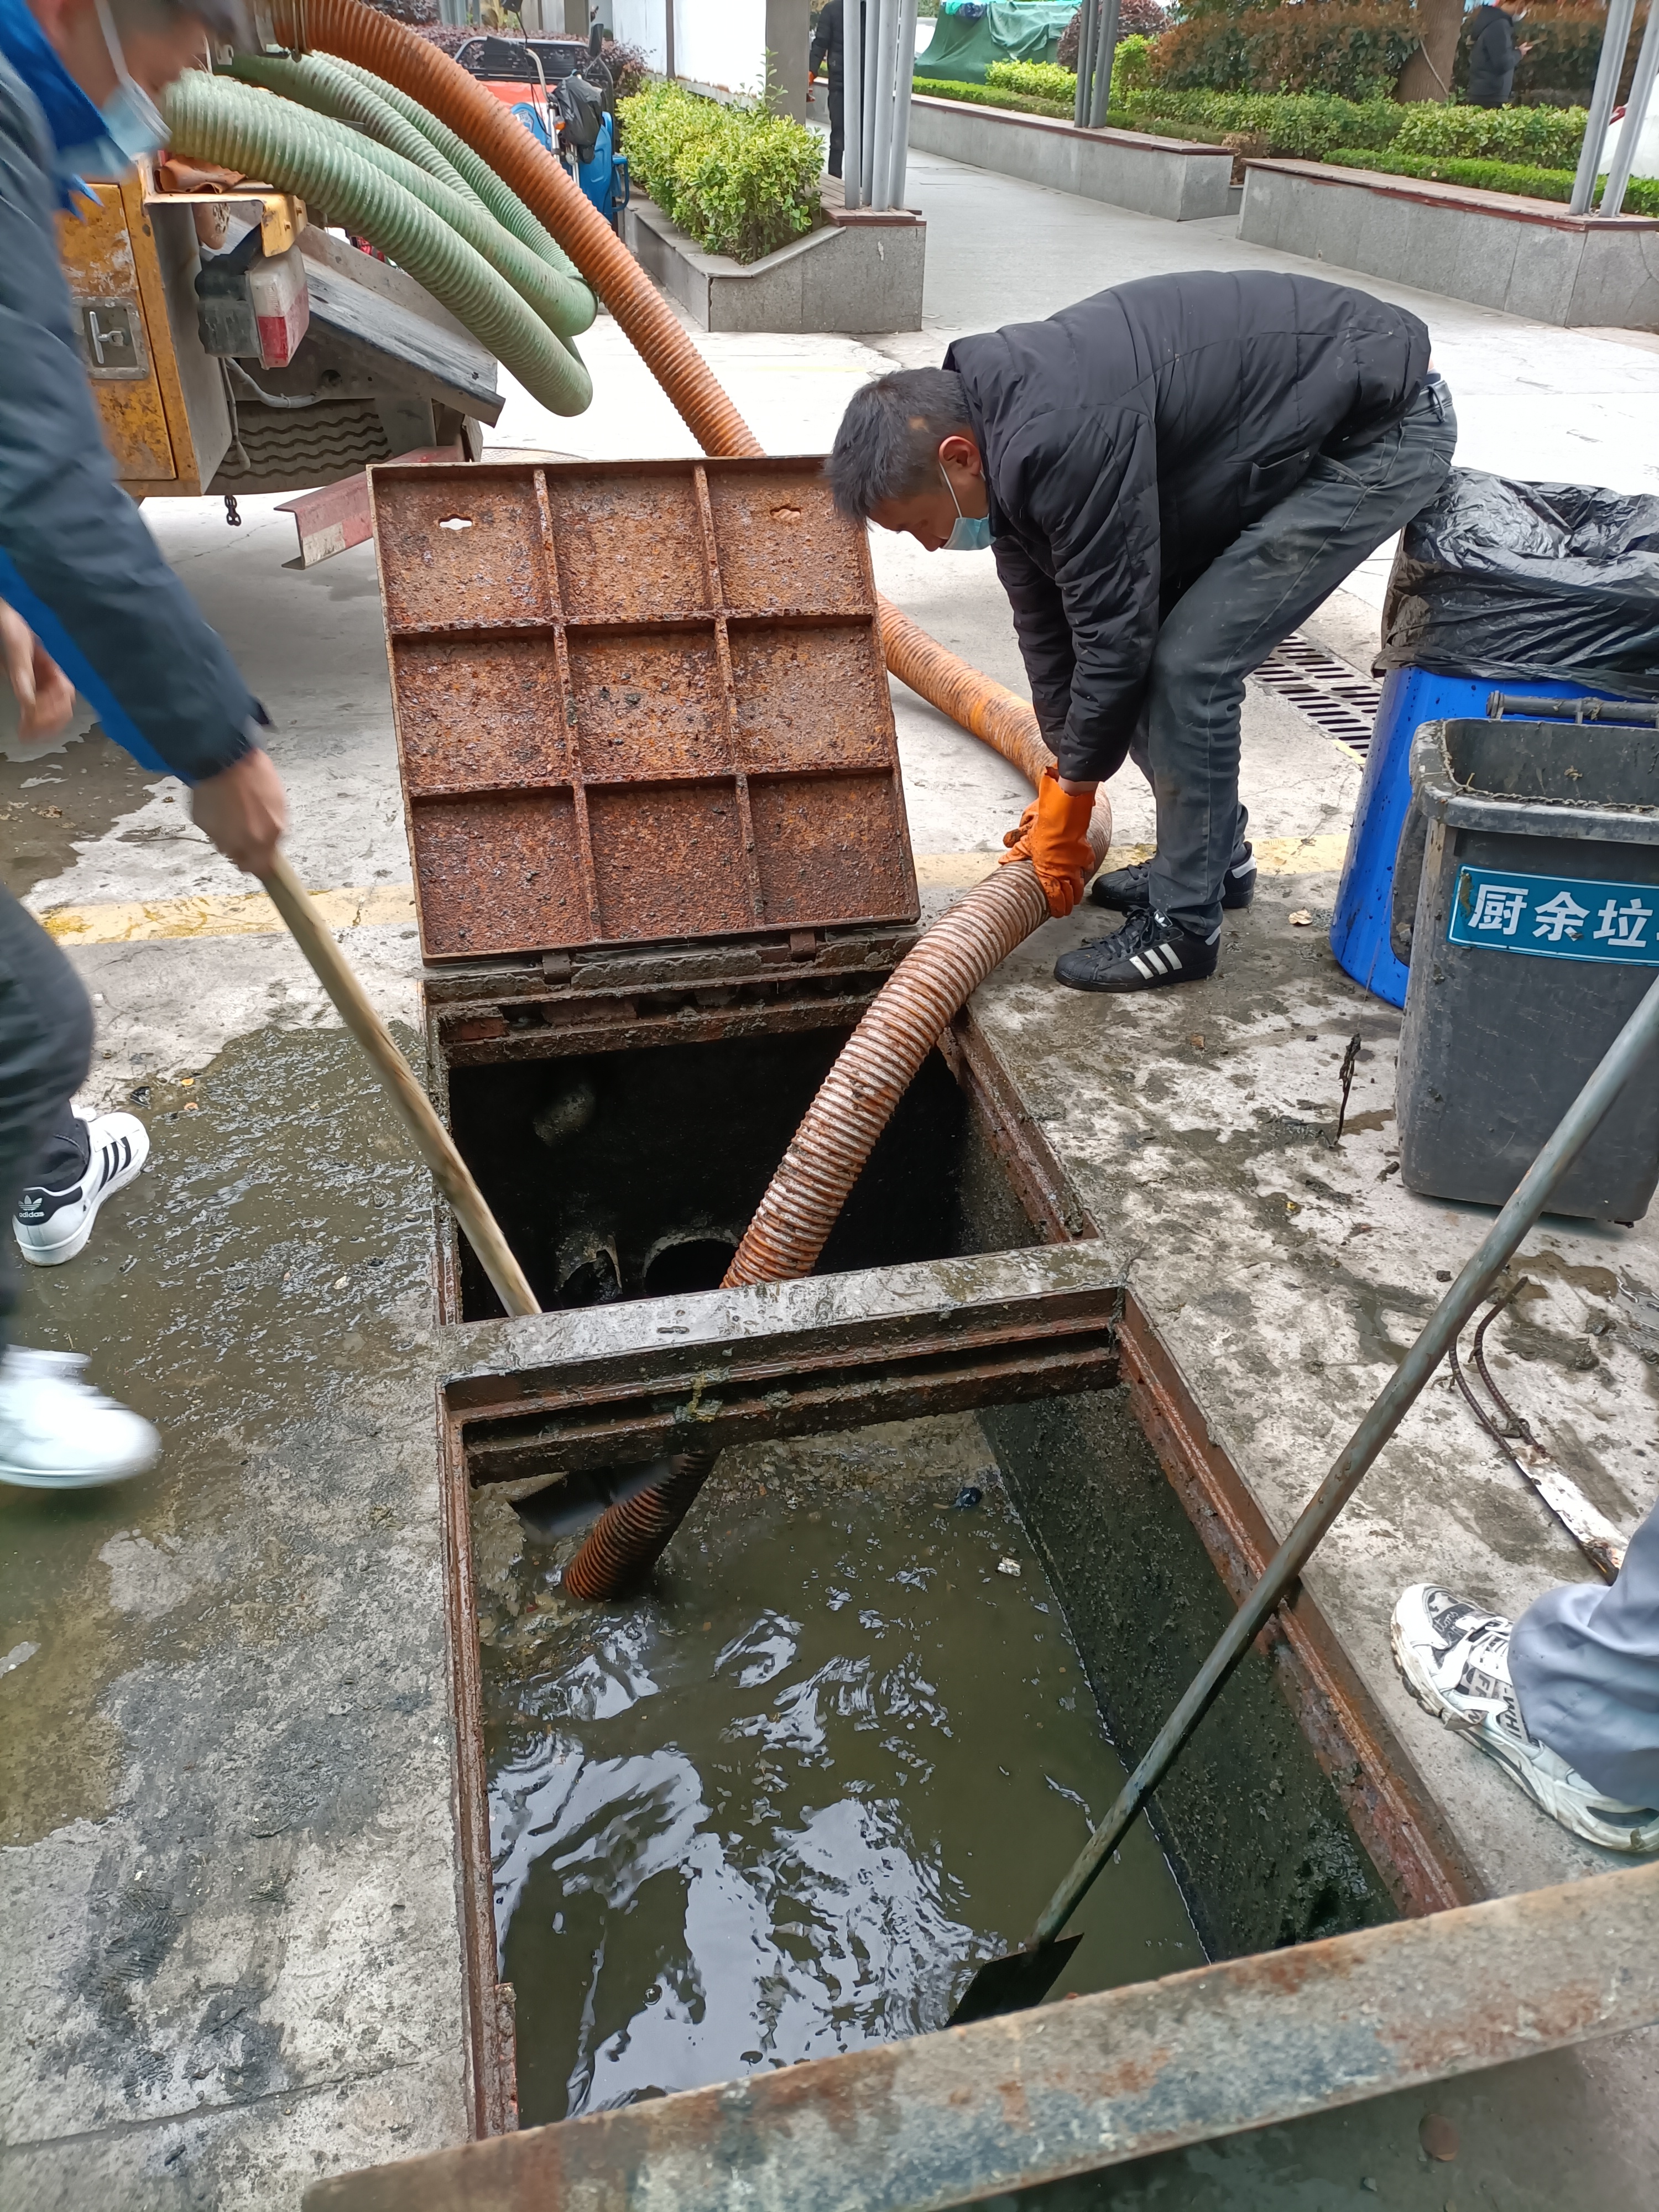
[1379,470,1659,698]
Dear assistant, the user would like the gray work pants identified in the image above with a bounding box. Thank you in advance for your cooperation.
[1511,1496,1659,1808]
[1133,375,1457,940]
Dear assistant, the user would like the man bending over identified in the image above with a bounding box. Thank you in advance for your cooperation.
[828,270,1454,994]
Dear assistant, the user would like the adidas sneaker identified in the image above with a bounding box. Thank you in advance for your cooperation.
[1089,844,1258,915]
[0,1347,158,1489]
[1053,907,1219,994]
[14,1111,149,1266]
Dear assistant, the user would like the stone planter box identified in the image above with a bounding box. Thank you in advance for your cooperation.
[907,93,1233,222]
[1239,158,1659,330]
[623,194,925,333]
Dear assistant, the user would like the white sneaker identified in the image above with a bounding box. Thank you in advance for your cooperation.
[1391,1583,1659,1854]
[13,1112,149,1266]
[0,1348,159,1489]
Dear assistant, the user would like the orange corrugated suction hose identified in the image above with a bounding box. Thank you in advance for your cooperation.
[724,811,1110,1287]
[565,797,1113,1603]
[278,7,1116,1597]
[875,601,1056,792]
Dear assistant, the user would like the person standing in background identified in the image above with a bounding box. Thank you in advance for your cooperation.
[809,0,854,181]
[1465,1,1533,108]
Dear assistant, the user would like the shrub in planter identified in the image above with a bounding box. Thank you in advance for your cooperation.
[1150,2,1418,100]
[986,58,1077,105]
[1392,102,1585,166]
[618,82,825,264]
[985,35,1155,109]
[918,75,1076,119]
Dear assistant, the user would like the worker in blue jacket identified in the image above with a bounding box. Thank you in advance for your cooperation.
[0,0,287,1488]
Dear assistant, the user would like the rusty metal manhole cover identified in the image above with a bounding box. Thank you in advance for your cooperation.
[370,456,919,960]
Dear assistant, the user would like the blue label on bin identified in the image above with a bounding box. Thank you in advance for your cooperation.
[1448,866,1659,964]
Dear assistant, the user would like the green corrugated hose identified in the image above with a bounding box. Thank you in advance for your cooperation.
[161,69,593,416]
[211,64,594,345]
[232,50,486,211]
[321,52,582,285]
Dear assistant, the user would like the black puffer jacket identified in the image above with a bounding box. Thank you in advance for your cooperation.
[1465,5,1521,106]
[944,271,1431,782]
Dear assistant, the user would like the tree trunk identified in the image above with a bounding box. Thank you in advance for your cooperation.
[1395,0,1463,101]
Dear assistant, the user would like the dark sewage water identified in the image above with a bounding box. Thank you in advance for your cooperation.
[477,1411,1200,2125]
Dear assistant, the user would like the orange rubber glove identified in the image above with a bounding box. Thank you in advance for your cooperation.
[999,768,1095,917]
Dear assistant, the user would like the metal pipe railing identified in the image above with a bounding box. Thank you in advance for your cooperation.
[870,0,898,210]
[889,0,920,207]
[1087,0,1119,129]
[1601,0,1659,217]
[1571,0,1639,213]
[842,0,864,208]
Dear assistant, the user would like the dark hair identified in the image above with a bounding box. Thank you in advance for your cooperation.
[827,367,974,520]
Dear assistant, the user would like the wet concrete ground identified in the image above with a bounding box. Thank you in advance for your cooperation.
[4,144,1659,2208]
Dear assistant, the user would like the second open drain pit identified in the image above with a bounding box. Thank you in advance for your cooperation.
[446,1277,1467,2145]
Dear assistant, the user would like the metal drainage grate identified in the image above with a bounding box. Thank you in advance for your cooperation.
[1253,631,1383,757]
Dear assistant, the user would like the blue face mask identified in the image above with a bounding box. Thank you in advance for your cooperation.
[939,462,991,552]
[0,0,160,205]
[93,0,168,161]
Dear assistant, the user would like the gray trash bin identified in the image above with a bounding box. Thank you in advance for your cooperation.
[1397,711,1659,1221]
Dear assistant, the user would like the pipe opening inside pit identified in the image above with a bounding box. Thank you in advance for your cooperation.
[442,1027,1040,1321]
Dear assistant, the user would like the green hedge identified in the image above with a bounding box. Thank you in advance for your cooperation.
[617,81,824,264]
[1329,147,1659,216]
[1150,2,1418,101]
[915,75,1073,120]
[985,58,1076,105]
[917,79,1233,140]
[1146,0,1632,106]
[1116,86,1404,156]
[984,33,1155,111]
[1391,102,1585,167]
[915,79,1608,183]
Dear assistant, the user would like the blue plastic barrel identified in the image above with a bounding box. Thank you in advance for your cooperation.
[1330,666,1627,1006]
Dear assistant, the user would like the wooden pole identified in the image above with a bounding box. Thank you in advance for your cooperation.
[260,852,540,1318]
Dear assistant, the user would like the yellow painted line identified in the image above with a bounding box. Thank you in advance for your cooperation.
[34,838,1350,947]
[914,834,1348,890]
[36,883,418,946]
[1248,834,1350,875]
[914,853,1004,888]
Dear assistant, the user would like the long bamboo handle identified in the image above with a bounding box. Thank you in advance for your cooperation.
[259,852,540,1318]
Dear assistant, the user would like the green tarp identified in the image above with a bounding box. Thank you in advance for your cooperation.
[912,1,1076,87]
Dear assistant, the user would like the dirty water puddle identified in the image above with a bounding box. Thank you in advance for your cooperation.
[477,1413,1198,2124]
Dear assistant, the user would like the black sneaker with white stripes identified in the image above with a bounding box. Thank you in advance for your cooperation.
[1089,844,1257,915]
[1053,908,1219,994]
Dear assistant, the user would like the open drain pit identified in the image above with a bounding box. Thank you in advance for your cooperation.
[445,1279,1464,2140]
[440,1025,1044,1321]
